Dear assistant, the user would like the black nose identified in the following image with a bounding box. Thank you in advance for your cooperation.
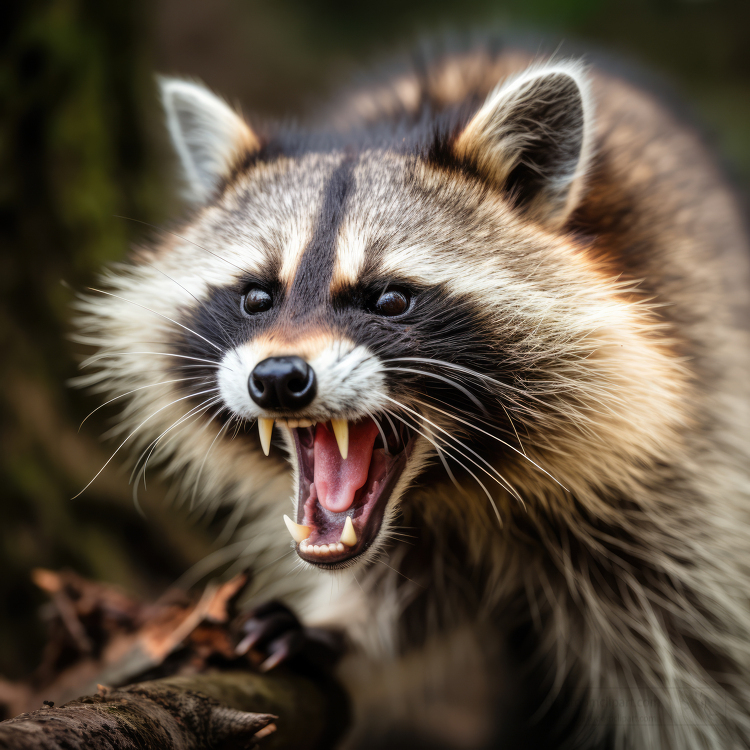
[248,356,317,411]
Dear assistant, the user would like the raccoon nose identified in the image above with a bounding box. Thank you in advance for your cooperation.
[248,356,317,411]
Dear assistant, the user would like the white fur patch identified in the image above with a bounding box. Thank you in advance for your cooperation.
[217,337,388,423]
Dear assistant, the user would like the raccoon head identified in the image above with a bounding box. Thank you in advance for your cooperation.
[77,61,686,572]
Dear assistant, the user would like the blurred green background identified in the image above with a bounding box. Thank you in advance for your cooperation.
[1,0,748,682]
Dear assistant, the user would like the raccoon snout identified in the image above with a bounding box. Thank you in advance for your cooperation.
[248,356,317,411]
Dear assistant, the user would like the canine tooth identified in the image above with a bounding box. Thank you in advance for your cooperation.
[340,516,357,547]
[331,418,349,459]
[258,417,274,456]
[283,514,310,543]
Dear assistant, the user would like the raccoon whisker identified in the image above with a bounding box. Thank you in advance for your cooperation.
[78,376,206,431]
[382,407,504,527]
[381,410,400,448]
[434,441,472,501]
[386,530,418,540]
[130,393,220,486]
[351,572,365,594]
[143,263,236,349]
[72,387,219,500]
[142,397,223,490]
[132,402,219,509]
[381,395,524,507]
[190,419,232,512]
[499,401,527,457]
[411,397,568,493]
[384,358,530,397]
[132,395,222,491]
[113,215,257,277]
[86,287,224,353]
[81,351,224,369]
[362,406,390,455]
[382,533,416,547]
[373,555,425,588]
[230,418,243,440]
[382,367,487,414]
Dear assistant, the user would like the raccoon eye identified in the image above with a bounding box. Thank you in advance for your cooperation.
[243,285,273,315]
[372,289,410,317]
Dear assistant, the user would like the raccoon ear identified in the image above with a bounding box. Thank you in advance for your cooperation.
[454,62,592,229]
[158,77,260,203]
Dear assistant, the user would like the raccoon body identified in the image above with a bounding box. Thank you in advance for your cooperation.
[75,47,750,749]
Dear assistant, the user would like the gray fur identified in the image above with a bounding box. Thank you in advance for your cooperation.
[75,51,750,749]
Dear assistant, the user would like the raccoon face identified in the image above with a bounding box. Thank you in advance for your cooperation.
[78,63,686,572]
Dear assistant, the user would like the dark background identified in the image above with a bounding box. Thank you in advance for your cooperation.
[1,0,748,680]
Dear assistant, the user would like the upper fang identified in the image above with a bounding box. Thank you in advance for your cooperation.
[331,418,349,460]
[258,417,274,456]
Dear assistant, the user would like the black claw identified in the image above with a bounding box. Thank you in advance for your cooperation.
[235,600,345,674]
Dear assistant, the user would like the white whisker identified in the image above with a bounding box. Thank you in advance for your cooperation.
[71,387,219,499]
[190,419,231,511]
[382,407,504,527]
[384,357,529,397]
[143,262,235,350]
[383,366,486,413]
[382,395,525,507]
[81,351,224,369]
[113,215,257,277]
[411,397,567,492]
[362,406,390,455]
[87,287,223,353]
[78,376,207,430]
[133,396,222,491]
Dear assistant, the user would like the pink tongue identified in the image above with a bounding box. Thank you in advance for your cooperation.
[314,420,379,512]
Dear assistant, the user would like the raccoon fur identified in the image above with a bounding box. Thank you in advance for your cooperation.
[74,46,750,749]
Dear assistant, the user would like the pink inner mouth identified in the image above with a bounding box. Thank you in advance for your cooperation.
[314,420,379,512]
[292,417,413,566]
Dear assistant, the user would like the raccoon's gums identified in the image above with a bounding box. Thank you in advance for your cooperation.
[74,48,750,749]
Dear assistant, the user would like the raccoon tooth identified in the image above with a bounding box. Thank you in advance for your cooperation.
[258,417,274,456]
[283,514,310,543]
[340,516,357,547]
[331,418,349,459]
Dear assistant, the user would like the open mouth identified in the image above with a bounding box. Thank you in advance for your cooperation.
[284,417,415,567]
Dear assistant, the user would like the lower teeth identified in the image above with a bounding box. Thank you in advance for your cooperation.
[300,541,345,555]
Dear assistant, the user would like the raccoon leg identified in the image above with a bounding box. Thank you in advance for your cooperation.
[234,600,345,673]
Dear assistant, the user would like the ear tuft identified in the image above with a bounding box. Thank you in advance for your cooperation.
[454,61,593,229]
[158,77,260,203]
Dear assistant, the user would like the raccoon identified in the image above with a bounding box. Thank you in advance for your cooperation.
[74,46,750,749]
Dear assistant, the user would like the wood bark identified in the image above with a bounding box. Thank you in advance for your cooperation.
[0,669,348,749]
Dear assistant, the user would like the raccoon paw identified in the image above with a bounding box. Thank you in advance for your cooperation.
[234,600,344,673]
